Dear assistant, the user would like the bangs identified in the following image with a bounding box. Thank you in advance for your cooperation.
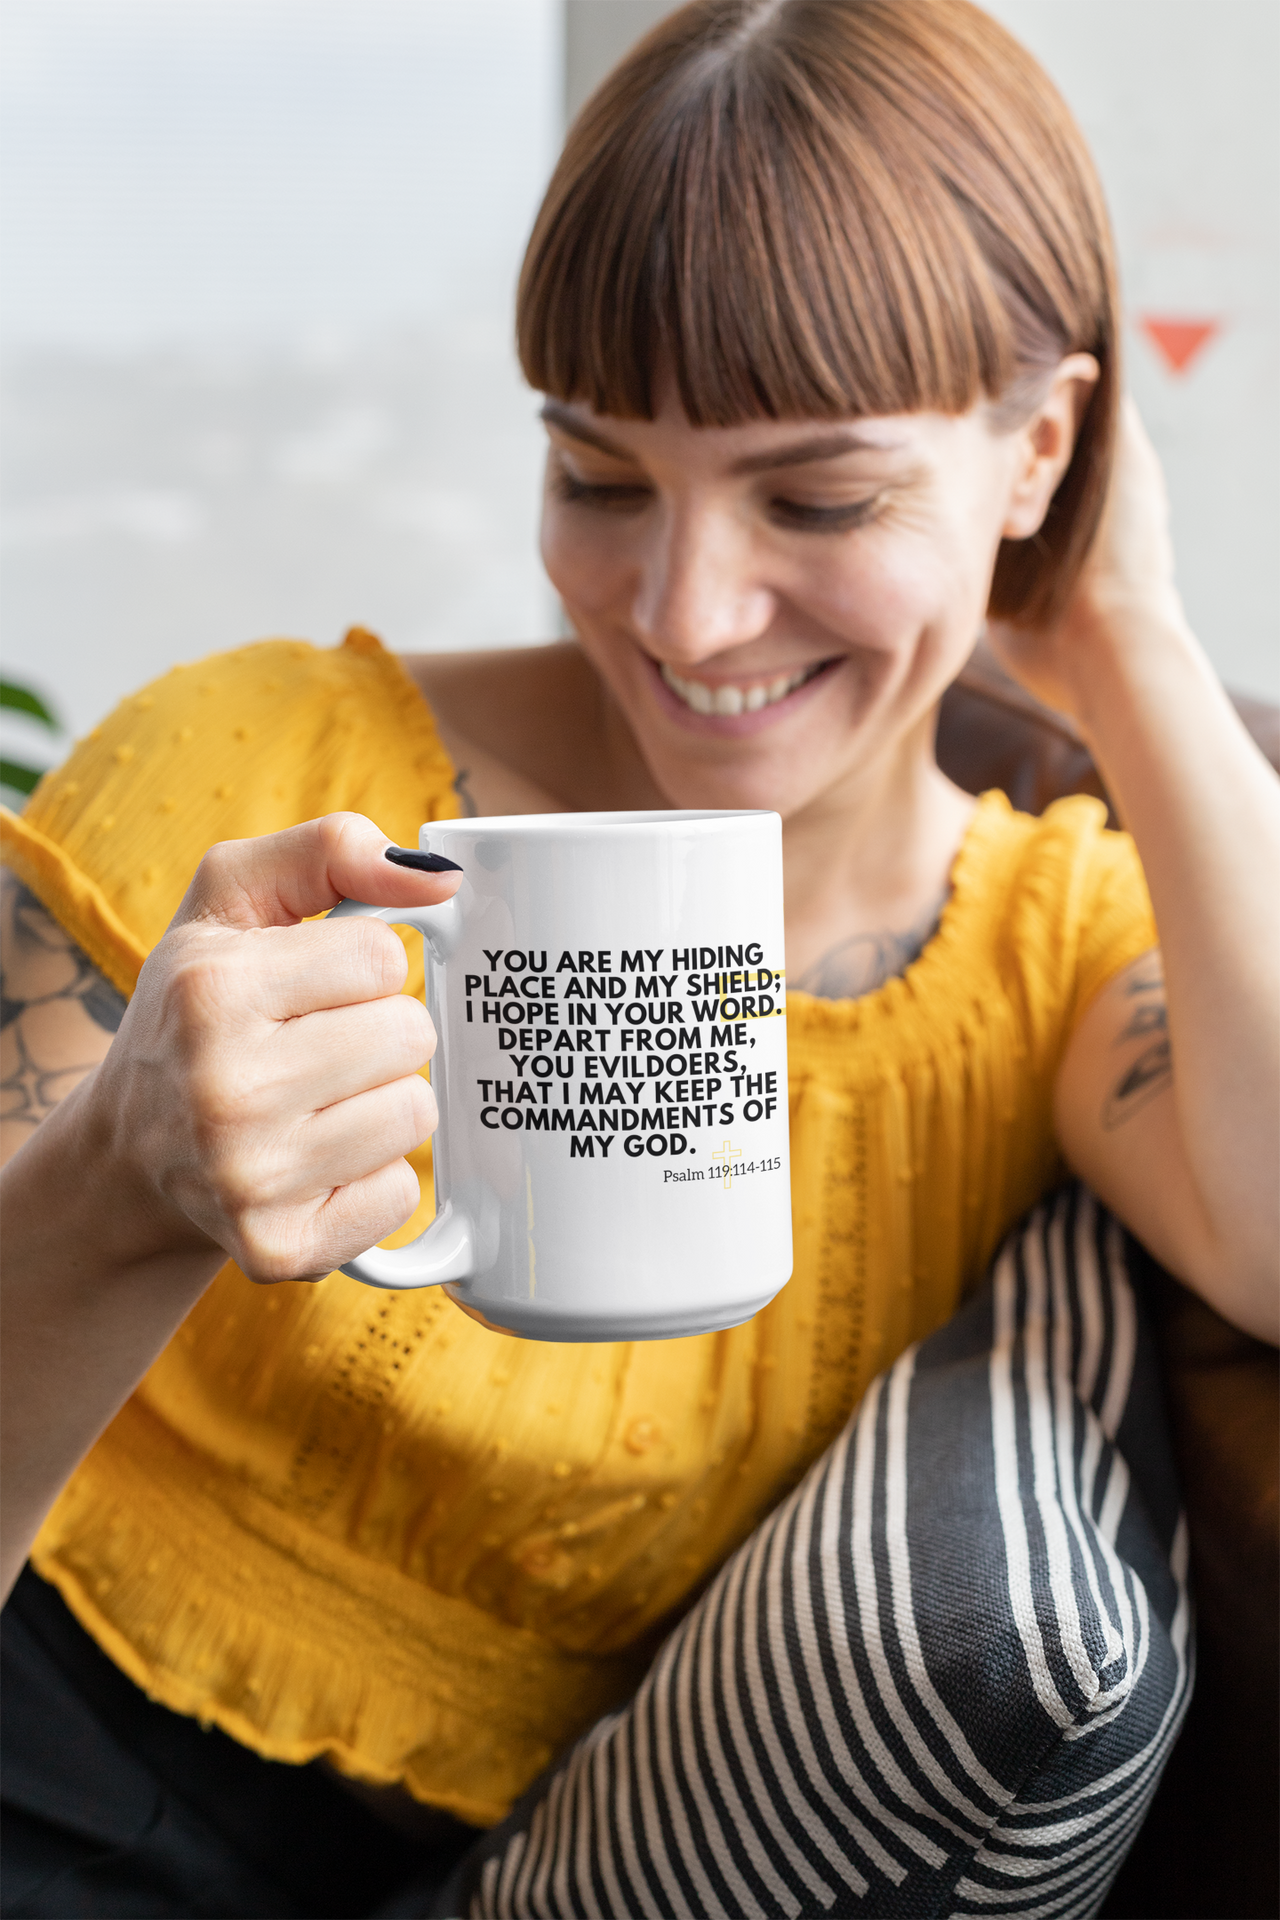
[517,0,1102,428]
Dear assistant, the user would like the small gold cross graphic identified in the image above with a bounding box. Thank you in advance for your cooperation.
[711,1140,742,1189]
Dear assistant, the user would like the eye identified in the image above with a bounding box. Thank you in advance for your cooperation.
[768,495,882,533]
[550,470,652,514]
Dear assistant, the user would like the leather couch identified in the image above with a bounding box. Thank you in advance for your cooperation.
[936,644,1280,1919]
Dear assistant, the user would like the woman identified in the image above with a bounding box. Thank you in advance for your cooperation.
[2,1,1276,1914]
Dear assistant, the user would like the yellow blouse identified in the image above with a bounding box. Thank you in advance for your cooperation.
[0,630,1156,1825]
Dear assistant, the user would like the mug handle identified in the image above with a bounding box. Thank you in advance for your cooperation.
[326,894,474,1290]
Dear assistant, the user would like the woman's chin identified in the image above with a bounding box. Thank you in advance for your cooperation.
[615,654,876,818]
[632,698,848,816]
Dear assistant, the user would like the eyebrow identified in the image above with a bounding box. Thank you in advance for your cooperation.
[539,400,904,475]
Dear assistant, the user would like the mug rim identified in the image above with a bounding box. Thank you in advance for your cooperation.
[421,808,777,836]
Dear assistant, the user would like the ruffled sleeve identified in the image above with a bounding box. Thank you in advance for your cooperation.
[1,627,459,990]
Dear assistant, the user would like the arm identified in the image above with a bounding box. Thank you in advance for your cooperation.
[0,816,461,1600]
[0,871,220,1597]
[990,403,1280,1343]
[1,871,126,1159]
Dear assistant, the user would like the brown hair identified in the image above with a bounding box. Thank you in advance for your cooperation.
[517,0,1119,625]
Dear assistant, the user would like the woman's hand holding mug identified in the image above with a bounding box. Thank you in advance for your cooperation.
[72,812,462,1284]
[25,803,794,1332]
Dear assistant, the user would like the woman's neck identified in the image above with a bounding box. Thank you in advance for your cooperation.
[779,715,975,993]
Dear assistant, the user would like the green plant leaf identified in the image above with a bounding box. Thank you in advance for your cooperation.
[0,758,44,796]
[1,681,60,729]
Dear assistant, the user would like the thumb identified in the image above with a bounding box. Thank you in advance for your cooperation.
[173,813,463,931]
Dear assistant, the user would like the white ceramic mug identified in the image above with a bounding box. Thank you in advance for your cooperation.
[329,810,792,1340]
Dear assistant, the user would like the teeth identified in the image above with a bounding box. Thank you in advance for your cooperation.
[660,663,818,715]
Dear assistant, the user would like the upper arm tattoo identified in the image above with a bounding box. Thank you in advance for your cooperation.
[1,870,126,1144]
[793,890,946,1001]
[1102,964,1172,1131]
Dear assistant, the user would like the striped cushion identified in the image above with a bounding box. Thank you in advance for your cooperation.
[439,1188,1191,1920]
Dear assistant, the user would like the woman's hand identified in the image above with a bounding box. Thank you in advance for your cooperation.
[0,813,461,1597]
[91,812,458,1282]
[985,398,1188,730]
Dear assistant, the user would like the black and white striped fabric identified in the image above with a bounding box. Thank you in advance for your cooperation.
[438,1187,1191,1920]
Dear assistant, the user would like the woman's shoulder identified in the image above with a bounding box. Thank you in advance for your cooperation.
[26,627,452,805]
[786,789,1155,1070]
[962,786,1150,922]
[5,629,459,971]
[952,787,1156,1029]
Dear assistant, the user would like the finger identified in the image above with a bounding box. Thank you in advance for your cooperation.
[235,1158,424,1284]
[277,1074,437,1199]
[311,1158,427,1273]
[269,993,436,1112]
[174,813,463,933]
[215,916,422,1021]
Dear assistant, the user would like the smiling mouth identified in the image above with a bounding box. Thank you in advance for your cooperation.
[658,661,830,716]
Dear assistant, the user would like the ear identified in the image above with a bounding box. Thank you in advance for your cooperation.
[1000,354,1100,541]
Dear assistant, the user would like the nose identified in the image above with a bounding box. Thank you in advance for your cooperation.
[630,504,775,667]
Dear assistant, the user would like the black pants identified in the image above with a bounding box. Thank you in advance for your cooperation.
[0,1568,476,1918]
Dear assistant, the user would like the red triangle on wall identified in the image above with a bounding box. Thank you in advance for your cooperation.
[1138,316,1221,376]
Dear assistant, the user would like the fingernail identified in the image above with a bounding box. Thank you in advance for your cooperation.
[385,846,463,873]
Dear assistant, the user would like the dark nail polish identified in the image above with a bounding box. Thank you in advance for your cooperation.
[385,846,463,873]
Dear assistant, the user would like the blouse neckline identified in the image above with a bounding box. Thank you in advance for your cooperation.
[785,789,1015,1028]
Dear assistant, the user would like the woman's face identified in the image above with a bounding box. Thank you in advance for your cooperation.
[539,385,1057,819]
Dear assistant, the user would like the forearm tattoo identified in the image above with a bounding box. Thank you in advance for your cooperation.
[0,871,125,1145]
[793,890,946,1001]
[1102,965,1172,1131]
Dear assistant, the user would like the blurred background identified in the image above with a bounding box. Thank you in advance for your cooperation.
[2,0,1276,792]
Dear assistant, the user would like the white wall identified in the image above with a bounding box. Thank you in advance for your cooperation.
[565,0,1279,702]
[981,0,1278,702]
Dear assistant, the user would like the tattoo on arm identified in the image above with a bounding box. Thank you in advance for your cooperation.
[1116,1000,1167,1040]
[1102,965,1172,1131]
[1,871,126,1142]
[794,891,946,1001]
[452,768,480,819]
